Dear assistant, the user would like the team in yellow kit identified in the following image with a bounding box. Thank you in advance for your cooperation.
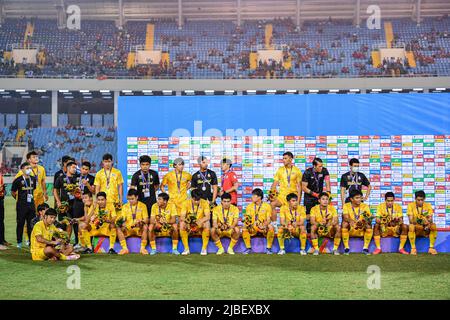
[25,152,441,260]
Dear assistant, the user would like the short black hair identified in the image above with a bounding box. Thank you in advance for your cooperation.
[191,189,201,201]
[312,157,323,166]
[158,192,169,202]
[61,155,72,164]
[81,161,91,169]
[252,188,264,199]
[415,190,426,199]
[37,203,50,212]
[26,150,38,160]
[127,188,139,197]
[66,161,77,168]
[283,152,294,159]
[384,192,395,200]
[83,192,93,198]
[96,191,107,199]
[102,153,113,161]
[349,158,360,166]
[45,208,58,216]
[139,155,151,164]
[319,192,330,199]
[286,193,298,202]
[20,162,30,169]
[221,193,232,201]
[349,189,363,198]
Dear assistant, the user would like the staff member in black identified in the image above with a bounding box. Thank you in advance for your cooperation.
[11,162,37,248]
[191,156,218,224]
[130,155,160,214]
[54,161,79,240]
[340,158,371,205]
[53,155,74,208]
[71,161,95,247]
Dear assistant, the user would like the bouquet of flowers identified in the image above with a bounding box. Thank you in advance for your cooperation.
[217,221,229,231]
[280,227,293,240]
[52,228,69,245]
[243,214,254,232]
[355,210,374,230]
[185,214,198,234]
[267,189,279,202]
[317,223,329,236]
[93,209,107,229]
[161,222,172,232]
[380,212,391,233]
[115,216,126,228]
[114,202,122,213]
[56,201,70,215]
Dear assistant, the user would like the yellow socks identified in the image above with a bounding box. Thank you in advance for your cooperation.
[311,238,319,250]
[333,237,341,251]
[374,235,381,249]
[277,232,285,250]
[242,229,251,249]
[229,238,237,250]
[140,239,147,250]
[180,230,189,251]
[408,231,416,249]
[120,239,128,251]
[215,239,223,250]
[109,230,117,250]
[59,254,67,261]
[266,230,274,249]
[172,239,178,251]
[300,232,307,250]
[399,235,407,250]
[150,240,156,250]
[429,227,437,248]
[84,231,92,249]
[201,229,210,251]
[342,228,349,249]
[363,229,373,249]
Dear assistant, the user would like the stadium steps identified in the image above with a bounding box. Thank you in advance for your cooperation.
[249,52,257,69]
[127,52,136,69]
[371,50,381,68]
[384,21,393,48]
[265,24,273,49]
[145,23,154,50]
[406,51,416,67]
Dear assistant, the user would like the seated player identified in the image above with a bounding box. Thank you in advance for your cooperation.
[373,192,409,255]
[116,189,149,255]
[310,192,341,255]
[78,192,117,254]
[407,190,438,255]
[242,188,274,254]
[277,193,307,255]
[179,189,211,255]
[341,189,374,255]
[211,193,240,255]
[30,208,80,261]
[149,192,180,255]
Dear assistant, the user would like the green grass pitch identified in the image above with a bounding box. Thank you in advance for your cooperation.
[0,197,449,300]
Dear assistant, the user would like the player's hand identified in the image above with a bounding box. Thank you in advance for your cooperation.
[56,200,62,208]
[44,194,49,201]
[81,178,89,186]
[287,225,294,232]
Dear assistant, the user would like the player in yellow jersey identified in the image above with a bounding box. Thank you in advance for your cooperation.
[211,193,240,255]
[30,208,79,261]
[269,152,302,221]
[116,189,149,255]
[277,193,307,255]
[407,190,438,255]
[373,192,409,255]
[161,157,192,213]
[179,189,210,255]
[149,192,180,255]
[310,192,341,255]
[78,192,117,255]
[341,190,374,255]
[242,188,274,254]
[94,153,124,206]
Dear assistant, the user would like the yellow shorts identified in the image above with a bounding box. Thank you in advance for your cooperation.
[278,227,300,238]
[218,228,233,238]
[124,227,145,237]
[348,227,366,237]
[381,225,401,237]
[89,223,113,237]
[276,193,289,206]
[31,248,48,261]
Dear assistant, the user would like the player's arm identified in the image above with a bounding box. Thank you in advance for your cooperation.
[340,187,347,208]
[362,175,371,201]
[36,234,59,246]
[324,172,331,193]
[407,205,416,225]
[331,214,338,226]
[310,211,316,226]
[10,179,18,200]
[53,178,62,207]
[117,183,123,204]
[42,169,48,201]
[230,212,239,228]
[143,208,149,225]
[160,175,168,193]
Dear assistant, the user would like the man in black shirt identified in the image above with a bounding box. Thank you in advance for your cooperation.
[340,158,371,205]
[53,155,74,207]
[130,155,160,214]
[31,203,50,230]
[301,157,331,215]
[11,162,37,248]
[191,156,218,204]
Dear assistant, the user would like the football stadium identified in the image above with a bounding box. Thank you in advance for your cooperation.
[0,0,449,303]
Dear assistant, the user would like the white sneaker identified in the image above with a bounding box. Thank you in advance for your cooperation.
[313,249,319,256]
[66,254,80,261]
[307,247,315,254]
[200,249,207,256]
[300,249,307,256]
[181,250,190,255]
[216,248,225,255]
[0,244,8,250]
[278,249,286,255]
[227,247,235,255]
[73,244,82,250]
[333,250,340,255]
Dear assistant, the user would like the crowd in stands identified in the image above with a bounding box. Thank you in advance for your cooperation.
[0,16,449,78]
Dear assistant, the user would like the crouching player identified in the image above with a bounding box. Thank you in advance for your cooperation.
[277,193,307,255]
[242,188,274,254]
[30,208,80,261]
[116,189,149,255]
[179,189,211,255]
[373,192,409,255]
[78,192,117,254]
[211,193,240,255]
[407,190,437,255]
[341,190,374,255]
[149,192,179,255]
[310,192,341,255]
